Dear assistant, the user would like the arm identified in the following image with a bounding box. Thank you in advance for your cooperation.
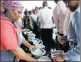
[54,7,80,62]
[22,36,31,48]
[10,46,37,62]
[53,6,59,32]
[1,19,37,62]
[64,8,80,61]
[22,36,36,51]
[63,9,71,36]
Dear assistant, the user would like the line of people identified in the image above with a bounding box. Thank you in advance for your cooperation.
[1,0,80,62]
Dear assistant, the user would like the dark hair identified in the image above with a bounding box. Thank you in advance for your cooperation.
[39,7,42,10]
[42,1,48,7]
[54,0,59,3]
[28,11,32,15]
[35,7,39,10]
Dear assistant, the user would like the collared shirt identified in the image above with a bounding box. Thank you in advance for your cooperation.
[53,1,68,34]
[64,6,80,61]
[39,6,53,29]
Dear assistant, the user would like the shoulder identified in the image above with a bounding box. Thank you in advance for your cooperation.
[1,16,14,28]
[74,6,80,19]
[74,6,80,15]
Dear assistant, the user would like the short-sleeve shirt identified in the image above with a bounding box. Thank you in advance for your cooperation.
[0,12,19,61]
[1,16,18,50]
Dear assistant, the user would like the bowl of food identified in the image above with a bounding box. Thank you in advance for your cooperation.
[51,50,64,58]
[35,44,45,49]
[31,48,46,59]
[28,33,35,40]
[38,56,51,61]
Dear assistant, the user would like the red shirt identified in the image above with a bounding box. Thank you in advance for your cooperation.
[1,16,18,50]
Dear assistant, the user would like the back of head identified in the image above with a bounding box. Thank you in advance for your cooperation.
[54,0,67,4]
[42,1,48,8]
[54,0,59,3]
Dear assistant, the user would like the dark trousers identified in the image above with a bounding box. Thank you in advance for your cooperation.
[41,29,54,52]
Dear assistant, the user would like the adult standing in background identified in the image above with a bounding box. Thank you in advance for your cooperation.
[31,8,40,39]
[22,9,29,29]
[39,1,54,55]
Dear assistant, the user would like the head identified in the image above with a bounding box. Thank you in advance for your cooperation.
[33,9,36,14]
[3,0,23,21]
[24,9,28,16]
[25,9,27,11]
[54,0,59,4]
[66,0,80,12]
[28,11,32,15]
[35,7,39,14]
[42,1,48,8]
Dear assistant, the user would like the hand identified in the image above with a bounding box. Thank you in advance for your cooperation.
[54,54,64,62]
[57,36,66,45]
[27,53,32,56]
[29,45,36,51]
[58,36,63,41]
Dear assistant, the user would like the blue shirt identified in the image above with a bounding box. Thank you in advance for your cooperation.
[64,6,80,61]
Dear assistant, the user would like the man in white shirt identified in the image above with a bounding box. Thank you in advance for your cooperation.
[39,1,54,54]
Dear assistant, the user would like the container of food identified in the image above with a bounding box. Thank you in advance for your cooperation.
[37,56,51,61]
[28,33,35,40]
[51,50,64,60]
[31,48,46,59]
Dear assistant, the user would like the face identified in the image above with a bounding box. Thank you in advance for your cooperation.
[8,9,22,21]
[67,0,79,12]
[35,9,39,14]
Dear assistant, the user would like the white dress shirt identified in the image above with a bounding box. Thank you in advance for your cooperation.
[39,6,53,29]
[53,1,68,34]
